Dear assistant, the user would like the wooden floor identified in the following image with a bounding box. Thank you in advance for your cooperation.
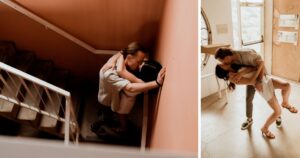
[202,81,300,158]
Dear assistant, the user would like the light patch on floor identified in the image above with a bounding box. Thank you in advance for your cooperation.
[202,82,300,158]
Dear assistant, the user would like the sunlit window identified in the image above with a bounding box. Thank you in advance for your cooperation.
[240,0,264,54]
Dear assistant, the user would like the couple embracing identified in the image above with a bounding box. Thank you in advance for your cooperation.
[215,48,298,139]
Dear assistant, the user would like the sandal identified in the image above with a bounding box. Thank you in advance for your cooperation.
[282,104,298,113]
[261,128,275,139]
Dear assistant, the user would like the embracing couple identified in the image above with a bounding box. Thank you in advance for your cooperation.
[215,47,298,139]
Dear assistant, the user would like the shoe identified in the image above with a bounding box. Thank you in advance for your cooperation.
[276,117,282,128]
[241,118,253,130]
[261,128,275,139]
[282,104,298,113]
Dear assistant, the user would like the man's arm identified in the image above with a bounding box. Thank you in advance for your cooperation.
[256,59,265,81]
[116,56,144,83]
[123,67,166,93]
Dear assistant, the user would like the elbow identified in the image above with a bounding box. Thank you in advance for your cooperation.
[116,70,125,77]
[124,84,136,93]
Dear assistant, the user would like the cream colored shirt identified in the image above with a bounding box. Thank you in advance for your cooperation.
[98,68,130,112]
[232,49,261,67]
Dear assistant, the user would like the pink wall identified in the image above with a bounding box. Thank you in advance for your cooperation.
[149,0,198,154]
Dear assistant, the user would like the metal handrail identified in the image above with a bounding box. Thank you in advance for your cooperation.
[0,62,79,144]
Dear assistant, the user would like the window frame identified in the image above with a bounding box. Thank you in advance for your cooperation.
[239,1,265,53]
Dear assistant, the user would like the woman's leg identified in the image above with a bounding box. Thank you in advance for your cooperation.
[262,95,281,138]
[272,79,297,113]
[272,79,290,105]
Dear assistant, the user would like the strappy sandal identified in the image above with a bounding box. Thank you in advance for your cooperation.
[261,128,275,139]
[282,104,298,113]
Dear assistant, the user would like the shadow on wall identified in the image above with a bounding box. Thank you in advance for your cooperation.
[136,21,161,54]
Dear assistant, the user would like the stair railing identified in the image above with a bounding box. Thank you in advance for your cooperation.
[0,62,79,145]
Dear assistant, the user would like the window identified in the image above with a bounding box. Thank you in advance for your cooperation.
[240,0,264,55]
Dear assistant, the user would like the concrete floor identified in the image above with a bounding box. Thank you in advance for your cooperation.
[202,80,300,158]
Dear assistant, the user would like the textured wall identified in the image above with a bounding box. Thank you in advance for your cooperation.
[149,0,198,154]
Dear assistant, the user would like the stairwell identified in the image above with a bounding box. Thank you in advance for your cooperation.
[0,40,80,142]
[0,40,143,147]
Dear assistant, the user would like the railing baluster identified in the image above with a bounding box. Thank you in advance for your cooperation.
[64,97,70,145]
[44,88,56,111]
[18,76,37,104]
[5,72,25,99]
[32,82,47,109]
[0,75,21,104]
[56,93,64,116]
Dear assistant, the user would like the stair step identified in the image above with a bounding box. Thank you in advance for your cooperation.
[40,92,62,129]
[17,60,54,122]
[59,89,82,136]
[17,84,43,121]
[40,69,69,131]
[0,75,23,115]
[0,51,35,116]
[0,41,16,64]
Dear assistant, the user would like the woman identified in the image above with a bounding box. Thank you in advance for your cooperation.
[215,63,298,139]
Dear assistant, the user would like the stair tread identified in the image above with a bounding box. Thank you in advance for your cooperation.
[17,60,54,121]
[0,98,14,112]
[40,92,62,128]
[17,84,43,120]
[39,69,69,129]
[0,75,22,113]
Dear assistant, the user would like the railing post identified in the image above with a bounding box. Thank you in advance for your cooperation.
[141,91,149,152]
[64,97,71,145]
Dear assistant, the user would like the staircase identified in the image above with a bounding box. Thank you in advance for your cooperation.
[0,41,79,144]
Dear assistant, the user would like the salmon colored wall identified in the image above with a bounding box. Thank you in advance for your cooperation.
[0,0,165,80]
[12,0,165,51]
[0,3,109,81]
[149,0,198,154]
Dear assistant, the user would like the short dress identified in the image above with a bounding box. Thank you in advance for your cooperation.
[242,71,274,102]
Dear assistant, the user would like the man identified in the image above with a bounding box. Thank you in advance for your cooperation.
[93,42,166,135]
[214,47,282,130]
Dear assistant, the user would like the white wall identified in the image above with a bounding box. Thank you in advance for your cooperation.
[201,0,234,98]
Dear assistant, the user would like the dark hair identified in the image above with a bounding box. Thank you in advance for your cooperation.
[215,48,233,59]
[215,65,236,90]
[121,42,146,58]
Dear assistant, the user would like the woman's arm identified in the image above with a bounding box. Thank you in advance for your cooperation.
[116,56,144,83]
[231,67,256,83]
[101,52,122,72]
[229,63,264,85]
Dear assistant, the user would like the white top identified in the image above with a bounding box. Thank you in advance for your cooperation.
[98,68,130,112]
[242,70,274,101]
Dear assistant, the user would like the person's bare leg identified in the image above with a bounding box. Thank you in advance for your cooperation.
[272,79,297,113]
[261,95,281,139]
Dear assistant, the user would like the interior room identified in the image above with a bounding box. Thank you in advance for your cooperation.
[201,0,300,157]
